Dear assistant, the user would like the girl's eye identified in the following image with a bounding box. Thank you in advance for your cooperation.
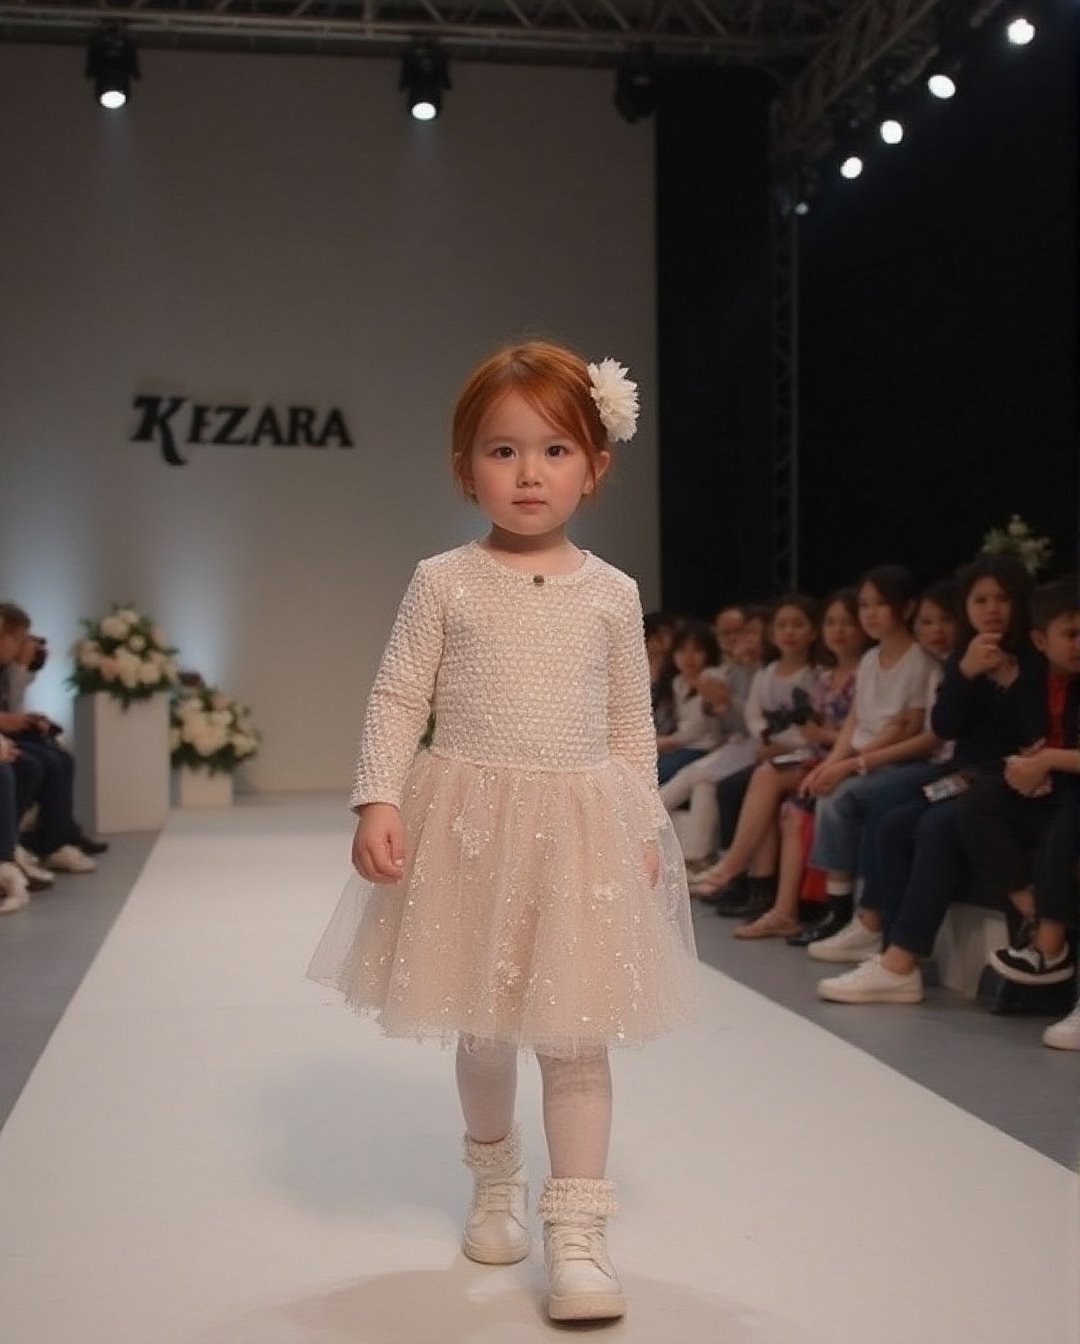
[546,444,569,457]
[493,445,514,458]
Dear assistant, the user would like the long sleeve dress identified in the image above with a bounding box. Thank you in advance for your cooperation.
[307,541,698,1058]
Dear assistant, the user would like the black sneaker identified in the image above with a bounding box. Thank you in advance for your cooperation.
[988,943,1075,986]
[75,832,109,856]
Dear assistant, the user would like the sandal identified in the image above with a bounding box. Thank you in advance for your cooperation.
[733,910,802,940]
[688,866,735,899]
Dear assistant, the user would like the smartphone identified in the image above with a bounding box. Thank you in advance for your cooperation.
[771,748,815,767]
[922,772,970,804]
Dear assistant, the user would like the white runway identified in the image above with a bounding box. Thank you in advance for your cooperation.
[0,798,1075,1344]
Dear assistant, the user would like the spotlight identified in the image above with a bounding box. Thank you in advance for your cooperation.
[927,72,957,99]
[1006,18,1035,46]
[400,44,450,122]
[840,155,864,180]
[614,50,656,124]
[85,22,138,110]
[879,118,904,145]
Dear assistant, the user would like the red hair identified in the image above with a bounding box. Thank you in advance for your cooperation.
[451,341,611,495]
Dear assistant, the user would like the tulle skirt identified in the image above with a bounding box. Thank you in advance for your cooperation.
[307,749,698,1058]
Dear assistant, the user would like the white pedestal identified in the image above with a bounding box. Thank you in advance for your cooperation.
[173,767,234,809]
[934,903,1009,998]
[73,693,171,834]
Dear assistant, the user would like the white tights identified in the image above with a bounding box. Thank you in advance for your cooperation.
[456,1036,612,1178]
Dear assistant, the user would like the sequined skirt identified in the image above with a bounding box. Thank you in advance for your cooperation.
[306,750,698,1057]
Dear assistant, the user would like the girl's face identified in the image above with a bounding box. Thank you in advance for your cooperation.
[468,391,609,543]
[914,599,956,660]
[822,601,864,662]
[857,583,905,641]
[770,604,816,660]
[734,619,765,665]
[713,608,745,659]
[966,577,1012,638]
[673,639,709,678]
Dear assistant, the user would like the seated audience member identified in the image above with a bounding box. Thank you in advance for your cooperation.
[912,578,959,663]
[659,609,766,868]
[645,611,678,736]
[655,621,724,785]
[789,566,942,949]
[687,594,822,915]
[0,735,29,913]
[814,556,1037,1000]
[956,578,1080,989]
[0,603,97,878]
[730,587,868,937]
[712,604,746,671]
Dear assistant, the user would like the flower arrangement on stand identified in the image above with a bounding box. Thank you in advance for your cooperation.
[980,515,1054,576]
[170,674,259,806]
[68,604,178,705]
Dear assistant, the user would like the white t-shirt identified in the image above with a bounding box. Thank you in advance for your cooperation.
[850,643,938,752]
[744,662,819,748]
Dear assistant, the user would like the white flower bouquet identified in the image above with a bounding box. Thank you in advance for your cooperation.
[68,604,179,706]
[980,514,1054,576]
[170,680,259,776]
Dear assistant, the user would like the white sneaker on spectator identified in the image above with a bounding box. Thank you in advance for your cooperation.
[807,915,883,963]
[15,844,54,886]
[1043,1001,1080,1051]
[817,954,923,1004]
[0,862,30,914]
[44,844,96,874]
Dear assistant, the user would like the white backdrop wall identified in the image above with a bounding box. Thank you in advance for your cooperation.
[0,44,658,791]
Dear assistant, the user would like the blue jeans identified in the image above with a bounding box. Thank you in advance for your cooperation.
[872,794,970,956]
[810,761,941,877]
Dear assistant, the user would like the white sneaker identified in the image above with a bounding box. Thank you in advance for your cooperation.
[461,1127,530,1265]
[14,844,54,886]
[44,844,96,874]
[0,862,30,914]
[1043,1001,1080,1051]
[807,915,883,963]
[818,954,924,1004]
[543,1217,625,1322]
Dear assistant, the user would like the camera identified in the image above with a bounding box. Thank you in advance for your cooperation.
[26,635,48,674]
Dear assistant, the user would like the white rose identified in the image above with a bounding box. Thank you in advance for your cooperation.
[139,662,161,685]
[176,699,203,722]
[128,634,147,652]
[79,642,103,670]
[118,661,141,689]
[118,607,140,624]
[211,693,230,712]
[211,710,232,727]
[100,657,118,681]
[151,624,168,648]
[1006,516,1027,538]
[100,614,130,641]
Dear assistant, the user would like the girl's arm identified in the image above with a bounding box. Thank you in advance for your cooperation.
[349,561,444,812]
[608,580,670,831]
[742,668,767,742]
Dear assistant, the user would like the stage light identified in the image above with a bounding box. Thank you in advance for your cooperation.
[927,72,957,99]
[400,44,450,121]
[85,22,138,109]
[614,50,656,124]
[1006,18,1035,46]
[879,119,904,145]
[840,155,864,180]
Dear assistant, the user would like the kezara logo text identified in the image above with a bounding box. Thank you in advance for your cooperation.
[131,395,354,466]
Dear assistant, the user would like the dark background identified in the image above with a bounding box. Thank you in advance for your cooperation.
[655,0,1078,616]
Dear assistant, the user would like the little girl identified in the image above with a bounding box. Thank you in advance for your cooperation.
[655,621,724,784]
[308,342,696,1324]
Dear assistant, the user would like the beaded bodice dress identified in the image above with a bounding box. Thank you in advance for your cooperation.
[308,541,697,1057]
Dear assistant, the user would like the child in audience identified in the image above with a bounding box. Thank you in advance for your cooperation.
[656,621,723,785]
[660,610,765,867]
[713,605,746,670]
[913,579,959,662]
[687,595,821,911]
[814,555,1035,1000]
[958,578,1080,988]
[645,612,678,735]
[789,566,941,949]
[732,588,868,938]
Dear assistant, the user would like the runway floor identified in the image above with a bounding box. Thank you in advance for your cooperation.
[0,797,1076,1344]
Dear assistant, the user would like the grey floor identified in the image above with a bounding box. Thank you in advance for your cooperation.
[1,827,1076,1170]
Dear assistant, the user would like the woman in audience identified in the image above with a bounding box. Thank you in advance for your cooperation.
[0,734,29,913]
[713,604,746,671]
[645,611,678,736]
[912,579,959,662]
[786,565,941,947]
[655,621,723,785]
[813,555,1036,1001]
[660,610,766,869]
[688,595,821,913]
[731,588,868,938]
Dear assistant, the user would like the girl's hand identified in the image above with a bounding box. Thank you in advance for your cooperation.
[644,839,660,888]
[698,677,731,711]
[960,632,1004,680]
[1005,752,1052,798]
[352,803,406,883]
[805,758,854,797]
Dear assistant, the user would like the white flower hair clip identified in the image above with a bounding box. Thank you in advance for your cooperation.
[587,358,639,443]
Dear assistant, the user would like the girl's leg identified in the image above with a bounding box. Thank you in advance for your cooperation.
[457,1036,529,1265]
[733,804,803,939]
[535,1049,623,1322]
[536,1048,612,1178]
[456,1035,518,1141]
[693,762,801,893]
